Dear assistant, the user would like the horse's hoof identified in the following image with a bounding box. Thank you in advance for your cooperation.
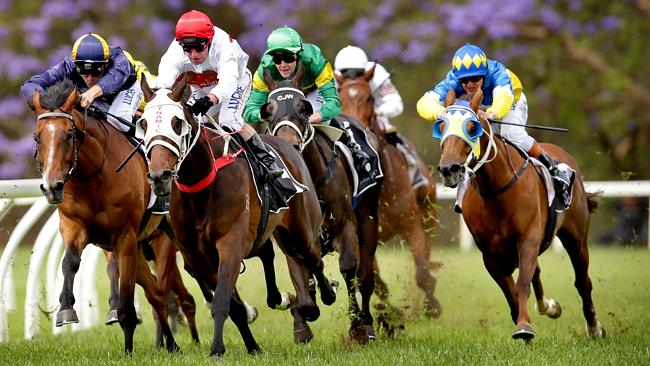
[424,298,442,319]
[298,304,320,322]
[56,309,79,326]
[548,300,562,319]
[512,323,535,340]
[586,321,605,338]
[105,309,119,325]
[536,298,562,319]
[294,325,314,344]
[247,346,262,355]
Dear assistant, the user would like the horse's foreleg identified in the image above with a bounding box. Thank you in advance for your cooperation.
[230,289,261,354]
[115,234,139,354]
[335,222,361,320]
[135,250,179,352]
[512,243,540,340]
[210,247,242,357]
[57,244,83,326]
[482,254,518,323]
[532,264,562,319]
[257,240,286,309]
[557,230,604,338]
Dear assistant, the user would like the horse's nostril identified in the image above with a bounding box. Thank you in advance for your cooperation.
[449,164,462,174]
[53,181,65,192]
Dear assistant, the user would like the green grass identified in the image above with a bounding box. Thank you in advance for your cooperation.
[0,245,649,365]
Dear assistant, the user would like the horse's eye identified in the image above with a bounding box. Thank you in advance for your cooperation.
[432,120,446,139]
[33,133,40,144]
[172,118,183,135]
[64,130,74,143]
[140,120,148,132]
[468,123,477,136]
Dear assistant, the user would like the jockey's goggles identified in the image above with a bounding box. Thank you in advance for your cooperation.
[75,61,107,77]
[179,38,209,53]
[271,52,298,65]
[459,75,483,84]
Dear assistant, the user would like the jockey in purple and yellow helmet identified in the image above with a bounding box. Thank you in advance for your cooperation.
[21,33,148,133]
[417,43,573,210]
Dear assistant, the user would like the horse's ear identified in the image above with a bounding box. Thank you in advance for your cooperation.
[334,72,345,86]
[444,88,457,107]
[260,101,274,121]
[293,61,305,89]
[263,68,276,91]
[61,86,79,113]
[141,74,155,103]
[362,63,376,82]
[170,75,187,102]
[31,91,43,114]
[470,89,483,113]
[299,99,313,117]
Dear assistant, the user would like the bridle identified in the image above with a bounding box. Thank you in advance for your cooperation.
[267,87,315,153]
[34,109,89,181]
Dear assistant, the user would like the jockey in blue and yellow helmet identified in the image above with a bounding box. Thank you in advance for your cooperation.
[416,43,574,211]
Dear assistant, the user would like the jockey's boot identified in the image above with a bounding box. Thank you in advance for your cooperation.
[249,134,284,180]
[537,151,572,210]
[385,131,403,146]
[342,132,372,177]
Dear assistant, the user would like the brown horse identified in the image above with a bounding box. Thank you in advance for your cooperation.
[31,80,179,353]
[105,229,200,345]
[434,89,604,340]
[336,70,442,318]
[261,66,381,343]
[138,77,335,357]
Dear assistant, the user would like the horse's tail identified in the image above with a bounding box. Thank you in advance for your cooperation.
[585,190,602,213]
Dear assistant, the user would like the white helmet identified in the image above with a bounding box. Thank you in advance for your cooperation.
[334,45,368,71]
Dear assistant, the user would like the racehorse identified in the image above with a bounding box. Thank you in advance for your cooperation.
[138,76,336,357]
[105,230,200,346]
[31,80,179,353]
[434,89,605,340]
[336,70,442,318]
[261,65,381,343]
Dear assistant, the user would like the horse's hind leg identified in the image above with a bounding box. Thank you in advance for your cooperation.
[557,229,605,337]
[105,251,120,325]
[172,272,199,343]
[403,221,441,319]
[532,264,562,319]
[134,250,179,352]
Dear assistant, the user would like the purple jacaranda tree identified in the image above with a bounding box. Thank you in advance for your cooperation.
[0,0,646,180]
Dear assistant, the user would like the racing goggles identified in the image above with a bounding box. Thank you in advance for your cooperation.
[75,62,107,77]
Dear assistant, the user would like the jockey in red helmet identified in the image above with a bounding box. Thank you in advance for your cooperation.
[156,10,282,179]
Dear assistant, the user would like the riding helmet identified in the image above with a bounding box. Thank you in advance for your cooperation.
[334,45,368,71]
[71,33,110,64]
[266,26,303,55]
[452,43,487,79]
[175,10,214,41]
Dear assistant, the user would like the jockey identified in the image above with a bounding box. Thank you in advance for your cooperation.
[21,33,145,134]
[242,26,372,173]
[416,43,572,210]
[155,10,282,179]
[334,45,405,146]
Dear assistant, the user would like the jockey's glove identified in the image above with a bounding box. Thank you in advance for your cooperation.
[187,96,213,116]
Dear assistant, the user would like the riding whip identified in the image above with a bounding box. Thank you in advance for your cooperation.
[488,118,569,132]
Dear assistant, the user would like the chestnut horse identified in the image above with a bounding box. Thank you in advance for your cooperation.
[261,66,381,343]
[336,70,442,318]
[434,90,604,340]
[138,77,336,357]
[31,80,179,353]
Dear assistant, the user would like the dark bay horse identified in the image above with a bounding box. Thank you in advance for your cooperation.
[261,65,381,343]
[336,70,442,318]
[138,77,335,357]
[434,89,604,340]
[31,80,179,353]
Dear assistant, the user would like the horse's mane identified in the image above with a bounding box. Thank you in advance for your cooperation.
[40,79,76,110]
